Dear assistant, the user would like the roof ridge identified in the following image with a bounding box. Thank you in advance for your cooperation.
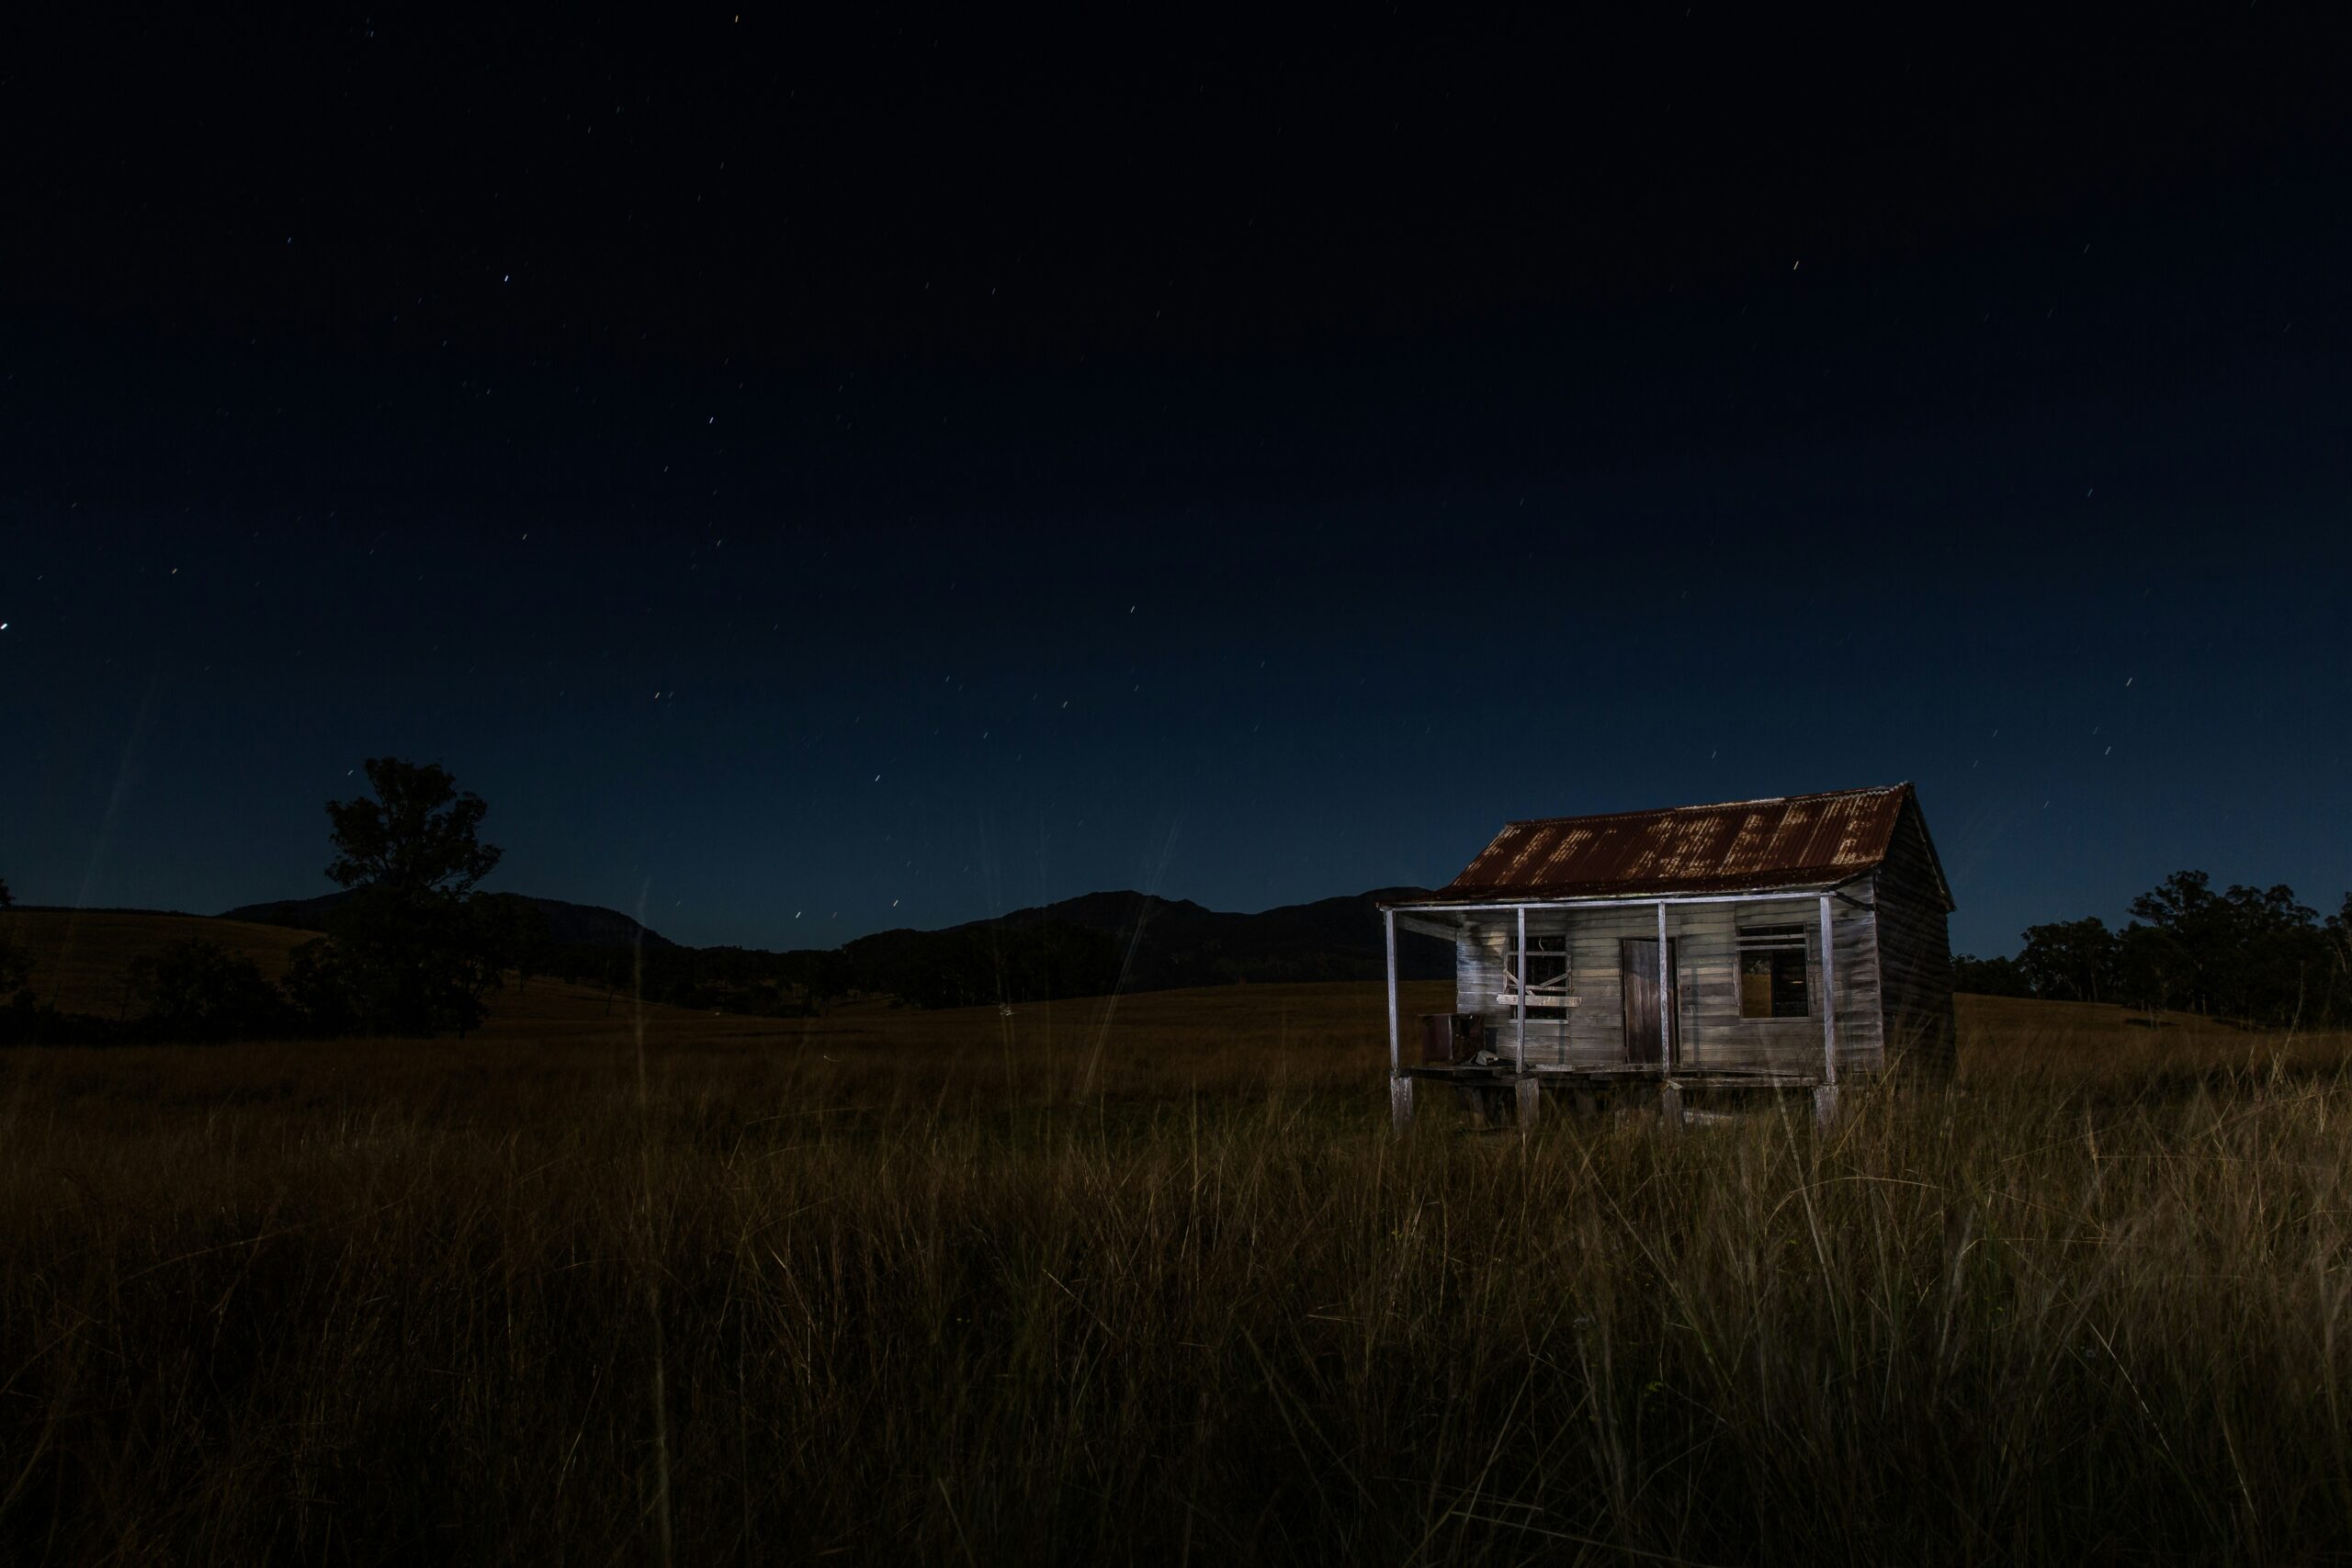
[1498,782,1908,831]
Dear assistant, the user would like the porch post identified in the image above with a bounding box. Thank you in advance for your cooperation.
[1385,908,1399,1077]
[1386,908,1412,1133]
[1815,892,1839,1126]
[1513,905,1528,1073]
[1656,900,1671,1069]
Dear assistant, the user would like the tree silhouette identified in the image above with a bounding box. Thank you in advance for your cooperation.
[1970,869,2350,1026]
[2017,917,2120,1003]
[321,759,506,1036]
[2125,871,2330,1021]
[327,760,502,897]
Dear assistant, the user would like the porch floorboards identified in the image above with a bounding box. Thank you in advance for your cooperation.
[1400,1064,1825,1089]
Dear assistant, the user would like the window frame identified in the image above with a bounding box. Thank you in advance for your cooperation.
[1736,923,1815,1021]
[1500,931,1576,1009]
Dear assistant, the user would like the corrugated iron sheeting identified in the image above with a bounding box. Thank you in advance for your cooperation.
[1440,784,1913,901]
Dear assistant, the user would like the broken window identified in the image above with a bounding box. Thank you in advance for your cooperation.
[1524,933,1569,993]
[1502,932,1573,1007]
[1737,925,1811,1019]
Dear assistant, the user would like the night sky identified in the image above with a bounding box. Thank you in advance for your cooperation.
[5,8,2348,957]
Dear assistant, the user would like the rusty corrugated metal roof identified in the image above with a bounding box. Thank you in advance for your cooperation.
[1428,784,1923,903]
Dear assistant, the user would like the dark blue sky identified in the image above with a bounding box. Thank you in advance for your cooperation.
[5,7,2348,956]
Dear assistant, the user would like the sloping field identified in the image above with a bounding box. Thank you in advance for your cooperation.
[1,909,318,1016]
[1953,989,2343,1086]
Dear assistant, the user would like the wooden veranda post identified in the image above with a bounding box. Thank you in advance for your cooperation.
[1656,901,1671,1069]
[1513,905,1528,1073]
[1815,892,1839,1126]
[1657,899,1678,1130]
[1385,908,1412,1133]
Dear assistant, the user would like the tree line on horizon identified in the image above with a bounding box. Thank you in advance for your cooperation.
[1954,871,2352,1027]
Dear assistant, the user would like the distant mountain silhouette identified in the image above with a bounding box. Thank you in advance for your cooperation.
[837,886,1453,1000]
[1017,886,1455,985]
[219,891,674,949]
[215,885,1445,1010]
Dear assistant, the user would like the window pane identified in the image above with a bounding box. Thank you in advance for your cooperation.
[1740,951,1811,1017]
[1770,951,1809,1017]
[1521,933,1569,990]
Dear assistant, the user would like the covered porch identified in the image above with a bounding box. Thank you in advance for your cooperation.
[1381,889,1858,1132]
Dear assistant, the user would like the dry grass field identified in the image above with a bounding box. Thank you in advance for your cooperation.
[5,912,2352,1563]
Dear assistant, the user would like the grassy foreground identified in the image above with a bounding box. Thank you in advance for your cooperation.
[4,976,2351,1564]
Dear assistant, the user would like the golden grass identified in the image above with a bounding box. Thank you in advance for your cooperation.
[6,923,2352,1562]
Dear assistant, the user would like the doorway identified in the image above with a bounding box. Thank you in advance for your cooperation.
[1620,936,1680,1066]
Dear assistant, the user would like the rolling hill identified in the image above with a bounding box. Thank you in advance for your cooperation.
[220,891,673,948]
[1,909,318,1018]
[909,886,1453,988]
[200,885,1453,1010]
[9,885,1449,1026]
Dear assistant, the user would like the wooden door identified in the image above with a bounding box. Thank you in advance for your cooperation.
[1620,937,1679,1065]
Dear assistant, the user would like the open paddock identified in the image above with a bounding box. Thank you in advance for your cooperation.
[4,978,2350,1562]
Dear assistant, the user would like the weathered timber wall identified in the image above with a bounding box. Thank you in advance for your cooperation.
[1451,895,1883,1077]
[1871,800,1958,1081]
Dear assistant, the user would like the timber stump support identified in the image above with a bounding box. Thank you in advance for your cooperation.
[1658,1080,1684,1133]
[1812,1084,1840,1128]
[1514,1076,1542,1132]
[1390,1075,1416,1134]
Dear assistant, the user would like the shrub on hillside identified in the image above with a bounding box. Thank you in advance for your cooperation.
[124,939,293,1042]
[281,939,362,1035]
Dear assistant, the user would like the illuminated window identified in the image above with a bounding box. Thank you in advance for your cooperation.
[1737,926,1810,1019]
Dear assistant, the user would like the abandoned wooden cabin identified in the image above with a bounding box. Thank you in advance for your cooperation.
[1380,783,1956,1128]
